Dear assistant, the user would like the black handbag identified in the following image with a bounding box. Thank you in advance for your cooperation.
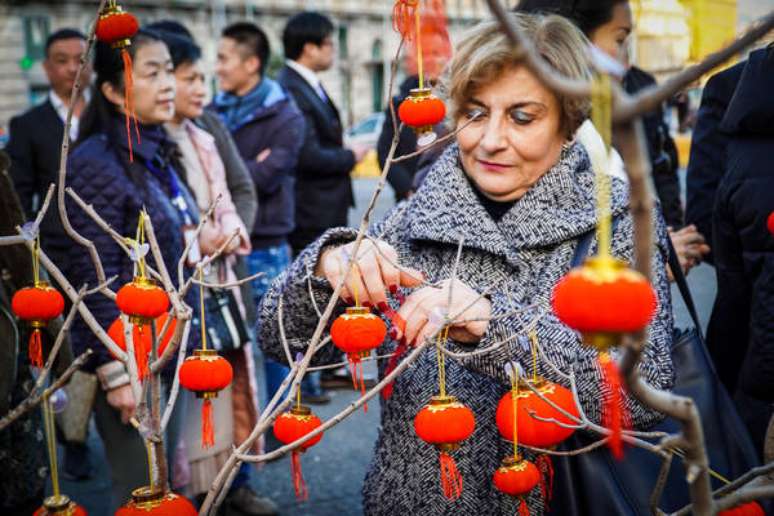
[546,229,762,516]
[203,263,251,352]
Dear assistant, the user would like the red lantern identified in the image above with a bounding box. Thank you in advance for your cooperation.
[34,495,87,516]
[495,378,579,448]
[179,349,233,448]
[273,405,324,501]
[718,502,766,516]
[767,211,774,237]
[414,395,476,500]
[398,88,446,146]
[116,277,170,326]
[330,307,386,410]
[95,0,140,161]
[552,255,655,459]
[493,456,540,515]
[107,312,177,378]
[12,281,65,368]
[115,487,196,515]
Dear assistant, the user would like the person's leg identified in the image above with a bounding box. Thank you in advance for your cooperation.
[92,388,147,511]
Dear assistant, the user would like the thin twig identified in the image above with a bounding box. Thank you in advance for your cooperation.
[392,114,480,163]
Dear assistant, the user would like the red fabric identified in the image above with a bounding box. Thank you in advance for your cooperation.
[273,410,323,450]
[492,460,540,496]
[536,454,554,507]
[381,340,407,399]
[718,502,766,516]
[392,0,419,40]
[414,402,475,444]
[330,311,386,355]
[201,398,214,448]
[95,10,138,43]
[291,451,308,501]
[121,49,139,162]
[11,285,65,321]
[600,354,626,459]
[767,211,774,236]
[28,330,43,368]
[115,491,196,515]
[178,354,233,393]
[398,95,446,128]
[107,313,176,378]
[518,499,531,516]
[116,280,169,321]
[439,451,463,500]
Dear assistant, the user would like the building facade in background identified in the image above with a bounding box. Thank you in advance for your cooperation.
[0,0,486,136]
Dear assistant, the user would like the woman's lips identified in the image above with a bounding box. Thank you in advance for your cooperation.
[477,159,512,172]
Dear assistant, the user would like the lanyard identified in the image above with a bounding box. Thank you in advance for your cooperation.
[145,155,195,225]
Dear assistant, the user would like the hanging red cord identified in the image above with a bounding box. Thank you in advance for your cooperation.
[392,0,420,40]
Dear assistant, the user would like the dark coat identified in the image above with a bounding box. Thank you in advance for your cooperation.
[685,60,746,263]
[210,85,304,250]
[622,66,683,228]
[377,76,449,201]
[277,65,355,252]
[707,48,774,404]
[64,121,199,372]
[6,99,70,264]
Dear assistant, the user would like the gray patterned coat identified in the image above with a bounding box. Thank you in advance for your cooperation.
[257,142,675,515]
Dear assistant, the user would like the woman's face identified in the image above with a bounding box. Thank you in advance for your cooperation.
[456,65,565,202]
[113,41,176,125]
[173,60,206,121]
[589,2,633,65]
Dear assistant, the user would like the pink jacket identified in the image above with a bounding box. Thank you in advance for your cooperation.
[184,119,251,255]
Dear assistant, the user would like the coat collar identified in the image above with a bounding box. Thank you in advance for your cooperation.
[406,142,629,257]
[110,118,170,163]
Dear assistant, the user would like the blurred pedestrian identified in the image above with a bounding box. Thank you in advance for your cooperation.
[516,0,710,275]
[703,46,774,455]
[152,24,277,515]
[376,10,452,201]
[65,29,197,510]
[7,28,91,268]
[278,11,368,255]
[5,27,95,483]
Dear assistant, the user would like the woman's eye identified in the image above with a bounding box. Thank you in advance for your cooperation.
[465,108,485,120]
[510,110,534,125]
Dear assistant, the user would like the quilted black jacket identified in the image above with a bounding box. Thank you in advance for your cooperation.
[63,121,199,372]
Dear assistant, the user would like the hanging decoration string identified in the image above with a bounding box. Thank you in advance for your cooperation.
[435,325,449,397]
[591,73,613,258]
[510,367,520,458]
[415,5,424,90]
[42,394,61,499]
[199,266,207,351]
[529,330,539,384]
[32,236,41,286]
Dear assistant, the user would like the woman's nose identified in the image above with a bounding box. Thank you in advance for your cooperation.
[479,116,507,154]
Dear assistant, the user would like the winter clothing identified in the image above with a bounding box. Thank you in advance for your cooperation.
[211,79,304,250]
[277,64,355,253]
[64,120,200,372]
[622,66,683,228]
[7,99,71,265]
[685,61,746,263]
[257,142,675,515]
[706,47,774,452]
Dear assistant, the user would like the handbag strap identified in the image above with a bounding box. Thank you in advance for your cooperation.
[665,235,704,339]
[571,218,703,336]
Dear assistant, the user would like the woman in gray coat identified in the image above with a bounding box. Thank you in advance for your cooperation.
[257,13,674,516]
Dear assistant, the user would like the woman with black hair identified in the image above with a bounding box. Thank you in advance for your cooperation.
[64,29,198,509]
[516,0,710,276]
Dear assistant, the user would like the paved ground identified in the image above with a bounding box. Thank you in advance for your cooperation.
[55,176,717,515]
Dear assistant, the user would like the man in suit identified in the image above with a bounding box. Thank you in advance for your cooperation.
[277,12,367,255]
[7,29,91,266]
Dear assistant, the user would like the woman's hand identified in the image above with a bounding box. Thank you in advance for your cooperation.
[315,239,424,306]
[394,279,492,346]
[106,384,137,424]
[199,219,227,256]
[668,225,711,276]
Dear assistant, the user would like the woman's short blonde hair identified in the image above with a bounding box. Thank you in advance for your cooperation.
[445,13,592,138]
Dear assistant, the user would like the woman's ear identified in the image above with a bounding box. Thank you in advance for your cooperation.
[100,81,125,114]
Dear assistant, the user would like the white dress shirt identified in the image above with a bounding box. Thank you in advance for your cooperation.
[286,59,328,102]
[49,89,90,141]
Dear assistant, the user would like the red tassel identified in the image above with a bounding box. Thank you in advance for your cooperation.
[201,398,214,448]
[348,356,368,412]
[599,353,627,460]
[382,340,407,399]
[518,497,531,516]
[28,329,43,368]
[536,455,554,507]
[134,324,149,380]
[439,451,463,500]
[121,49,140,162]
[392,0,419,40]
[291,450,309,501]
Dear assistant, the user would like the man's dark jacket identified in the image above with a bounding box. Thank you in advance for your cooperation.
[277,65,355,253]
[210,83,304,250]
[706,47,774,450]
[622,66,682,228]
[6,99,69,264]
[685,60,746,263]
